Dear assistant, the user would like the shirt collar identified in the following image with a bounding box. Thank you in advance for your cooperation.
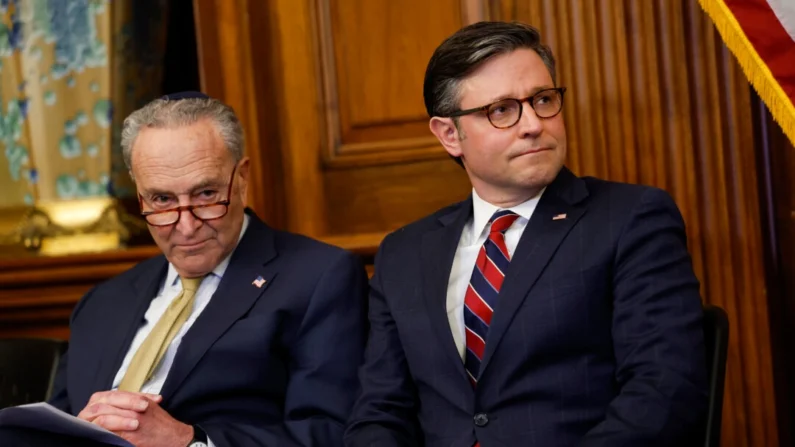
[165,213,251,288]
[470,188,545,242]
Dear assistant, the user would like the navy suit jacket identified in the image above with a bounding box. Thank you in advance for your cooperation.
[49,211,369,447]
[345,168,708,447]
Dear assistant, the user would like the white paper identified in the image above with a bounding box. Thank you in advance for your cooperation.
[0,402,133,446]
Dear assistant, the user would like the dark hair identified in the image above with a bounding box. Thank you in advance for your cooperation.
[423,21,556,118]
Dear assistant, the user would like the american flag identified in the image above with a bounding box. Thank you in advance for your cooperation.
[698,0,795,145]
[252,276,267,288]
[552,213,567,220]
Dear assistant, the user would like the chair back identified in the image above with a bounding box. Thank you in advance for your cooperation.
[703,305,729,447]
[0,338,67,409]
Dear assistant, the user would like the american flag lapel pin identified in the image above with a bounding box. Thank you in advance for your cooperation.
[252,275,267,288]
[552,213,567,220]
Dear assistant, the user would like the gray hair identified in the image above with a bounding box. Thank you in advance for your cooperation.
[423,21,556,119]
[121,97,245,176]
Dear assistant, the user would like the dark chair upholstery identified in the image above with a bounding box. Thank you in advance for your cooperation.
[0,338,68,409]
[702,304,729,447]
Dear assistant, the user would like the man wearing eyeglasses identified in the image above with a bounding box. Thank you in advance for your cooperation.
[346,22,707,447]
[0,93,368,447]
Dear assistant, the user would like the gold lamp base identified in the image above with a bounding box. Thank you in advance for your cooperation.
[0,197,147,256]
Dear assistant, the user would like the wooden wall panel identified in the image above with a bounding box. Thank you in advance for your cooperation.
[324,159,470,234]
[754,93,795,446]
[314,0,475,232]
[206,0,478,240]
[194,0,286,229]
[0,247,160,339]
[491,1,779,445]
[0,0,785,446]
[325,0,459,147]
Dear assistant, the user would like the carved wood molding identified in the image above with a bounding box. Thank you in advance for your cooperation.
[314,0,434,168]
[314,0,489,169]
[0,246,160,337]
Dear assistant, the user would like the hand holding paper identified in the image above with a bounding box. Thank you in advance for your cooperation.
[0,402,132,446]
[78,391,193,447]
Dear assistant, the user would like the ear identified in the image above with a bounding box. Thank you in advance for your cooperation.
[237,157,250,204]
[429,117,464,159]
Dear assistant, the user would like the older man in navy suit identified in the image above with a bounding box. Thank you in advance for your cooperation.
[345,22,708,447]
[0,93,368,447]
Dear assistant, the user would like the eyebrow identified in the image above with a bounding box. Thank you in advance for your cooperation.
[486,85,556,104]
[143,179,224,197]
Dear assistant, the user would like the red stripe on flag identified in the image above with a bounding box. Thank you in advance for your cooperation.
[465,285,493,324]
[465,327,486,359]
[725,0,795,99]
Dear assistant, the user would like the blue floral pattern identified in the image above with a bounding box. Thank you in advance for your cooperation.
[0,0,23,68]
[0,95,28,181]
[47,0,107,77]
[1,0,167,204]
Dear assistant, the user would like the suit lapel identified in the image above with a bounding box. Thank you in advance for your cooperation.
[159,214,278,400]
[421,199,474,391]
[479,168,589,376]
[93,258,168,392]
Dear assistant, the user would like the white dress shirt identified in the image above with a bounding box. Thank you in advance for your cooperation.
[110,215,249,446]
[446,189,543,360]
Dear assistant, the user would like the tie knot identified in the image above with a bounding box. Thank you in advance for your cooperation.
[180,276,205,293]
[489,210,519,234]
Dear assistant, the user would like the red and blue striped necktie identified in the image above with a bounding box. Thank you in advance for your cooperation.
[464,209,519,387]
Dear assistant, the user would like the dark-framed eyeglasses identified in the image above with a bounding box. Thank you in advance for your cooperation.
[138,165,238,227]
[447,87,566,129]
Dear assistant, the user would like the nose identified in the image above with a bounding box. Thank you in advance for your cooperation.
[175,209,203,236]
[516,100,544,138]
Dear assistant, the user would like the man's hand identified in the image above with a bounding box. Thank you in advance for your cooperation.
[77,391,194,447]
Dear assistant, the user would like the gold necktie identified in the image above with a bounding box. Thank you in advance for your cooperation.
[118,276,205,392]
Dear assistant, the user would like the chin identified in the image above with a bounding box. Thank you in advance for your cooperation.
[174,259,216,277]
[516,163,561,189]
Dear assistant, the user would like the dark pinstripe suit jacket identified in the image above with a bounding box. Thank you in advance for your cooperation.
[47,212,368,447]
[345,168,708,447]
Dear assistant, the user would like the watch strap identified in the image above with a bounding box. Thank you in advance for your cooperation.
[189,425,208,445]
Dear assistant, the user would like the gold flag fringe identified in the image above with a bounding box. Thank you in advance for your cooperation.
[698,0,795,145]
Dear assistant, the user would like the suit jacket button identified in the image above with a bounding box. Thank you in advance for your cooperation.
[473,413,489,427]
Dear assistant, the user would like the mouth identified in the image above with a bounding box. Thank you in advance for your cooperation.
[516,147,553,157]
[176,240,209,252]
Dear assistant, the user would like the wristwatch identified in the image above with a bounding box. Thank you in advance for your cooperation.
[187,425,208,447]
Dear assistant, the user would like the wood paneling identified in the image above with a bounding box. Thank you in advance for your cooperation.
[194,0,475,238]
[324,159,470,234]
[0,246,160,339]
[192,1,779,442]
[194,0,286,230]
[327,1,450,136]
[753,93,795,446]
[322,0,460,158]
[0,0,786,445]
